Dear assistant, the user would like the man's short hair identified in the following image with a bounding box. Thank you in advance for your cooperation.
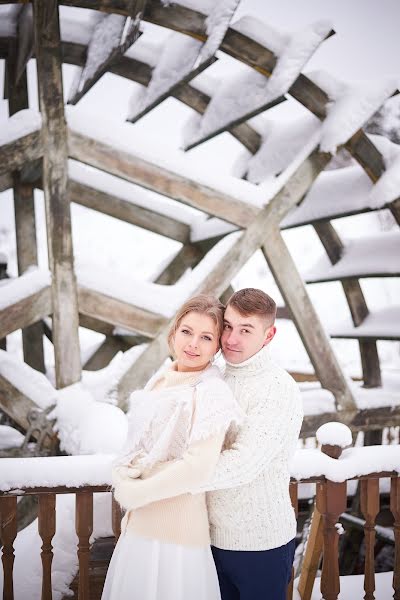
[227,288,277,327]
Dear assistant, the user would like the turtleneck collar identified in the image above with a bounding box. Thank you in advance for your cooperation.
[154,360,211,389]
[224,345,273,376]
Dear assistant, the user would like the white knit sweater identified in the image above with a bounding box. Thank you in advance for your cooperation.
[203,346,303,551]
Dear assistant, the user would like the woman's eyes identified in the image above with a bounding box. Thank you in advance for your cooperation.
[181,329,190,334]
[180,329,212,341]
[203,335,212,341]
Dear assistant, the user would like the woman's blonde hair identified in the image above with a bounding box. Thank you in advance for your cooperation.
[168,294,224,354]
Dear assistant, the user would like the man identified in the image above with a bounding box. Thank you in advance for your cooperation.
[202,288,303,600]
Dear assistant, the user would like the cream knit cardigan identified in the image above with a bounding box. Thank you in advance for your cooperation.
[203,346,304,551]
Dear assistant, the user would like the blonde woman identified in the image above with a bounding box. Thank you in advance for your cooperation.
[101,295,244,600]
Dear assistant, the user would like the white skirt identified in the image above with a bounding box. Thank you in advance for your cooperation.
[101,532,221,600]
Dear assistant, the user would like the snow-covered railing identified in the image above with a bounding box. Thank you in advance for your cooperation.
[0,425,399,600]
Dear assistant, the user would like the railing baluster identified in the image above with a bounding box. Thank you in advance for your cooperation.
[76,490,93,600]
[360,478,379,600]
[391,477,400,600]
[0,496,17,600]
[112,495,122,542]
[316,480,347,600]
[287,483,298,600]
[38,494,56,600]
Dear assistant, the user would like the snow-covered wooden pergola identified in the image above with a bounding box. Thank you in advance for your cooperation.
[1,0,400,447]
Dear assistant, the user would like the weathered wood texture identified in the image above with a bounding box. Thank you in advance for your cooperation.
[0,286,52,339]
[68,178,191,243]
[0,130,43,177]
[0,374,44,438]
[68,131,258,227]
[78,286,168,337]
[33,0,81,388]
[7,44,45,373]
[262,231,356,411]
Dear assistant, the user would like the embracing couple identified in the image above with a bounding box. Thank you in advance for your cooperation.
[102,288,303,600]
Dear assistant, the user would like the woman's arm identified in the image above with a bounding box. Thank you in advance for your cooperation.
[113,431,225,511]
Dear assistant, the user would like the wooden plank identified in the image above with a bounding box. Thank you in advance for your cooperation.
[262,230,356,411]
[68,130,257,227]
[297,506,323,600]
[68,178,191,243]
[0,374,43,437]
[83,336,131,371]
[33,0,81,388]
[7,42,45,373]
[154,244,203,285]
[0,286,52,339]
[78,285,168,338]
[0,130,43,177]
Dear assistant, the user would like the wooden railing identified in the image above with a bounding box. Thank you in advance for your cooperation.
[0,455,399,600]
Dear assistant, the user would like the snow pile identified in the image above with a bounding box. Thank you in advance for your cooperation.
[282,165,373,227]
[0,350,57,410]
[309,71,399,153]
[316,422,352,448]
[0,425,24,450]
[53,383,127,455]
[200,0,241,64]
[0,109,42,146]
[246,113,321,183]
[184,20,331,148]
[304,230,400,282]
[0,5,18,36]
[0,267,51,310]
[290,444,400,482]
[0,454,114,492]
[367,134,400,209]
[231,16,287,54]
[330,306,400,340]
[69,14,126,100]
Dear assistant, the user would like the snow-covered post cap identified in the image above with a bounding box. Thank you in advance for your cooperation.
[316,422,352,459]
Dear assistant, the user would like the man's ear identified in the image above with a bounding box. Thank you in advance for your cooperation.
[262,325,276,347]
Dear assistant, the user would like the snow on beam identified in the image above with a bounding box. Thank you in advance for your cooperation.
[184,21,333,151]
[281,166,375,229]
[305,231,400,284]
[330,306,400,341]
[0,375,44,438]
[0,129,42,177]
[78,286,168,338]
[68,130,259,227]
[127,0,241,124]
[68,178,191,243]
[67,6,145,105]
[60,39,262,154]
[0,269,52,338]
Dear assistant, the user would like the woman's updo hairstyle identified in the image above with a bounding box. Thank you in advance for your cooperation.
[167,294,225,355]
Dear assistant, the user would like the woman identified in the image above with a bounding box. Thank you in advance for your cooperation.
[101,294,244,600]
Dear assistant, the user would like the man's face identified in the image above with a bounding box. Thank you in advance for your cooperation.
[221,305,276,364]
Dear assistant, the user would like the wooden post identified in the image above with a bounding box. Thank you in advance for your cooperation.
[316,443,347,600]
[262,228,356,411]
[391,477,400,600]
[287,483,298,600]
[33,0,81,388]
[76,491,93,600]
[38,494,56,600]
[360,478,380,600]
[0,495,18,600]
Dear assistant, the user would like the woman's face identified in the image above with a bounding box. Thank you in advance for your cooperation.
[173,311,220,372]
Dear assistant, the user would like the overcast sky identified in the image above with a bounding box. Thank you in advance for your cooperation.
[237,0,400,82]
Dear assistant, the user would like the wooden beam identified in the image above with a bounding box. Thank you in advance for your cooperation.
[67,178,191,243]
[0,375,42,439]
[300,405,400,439]
[262,230,356,411]
[68,130,258,227]
[0,287,52,339]
[33,0,81,388]
[82,336,131,371]
[7,41,45,373]
[154,244,203,285]
[0,131,43,178]
[78,286,168,338]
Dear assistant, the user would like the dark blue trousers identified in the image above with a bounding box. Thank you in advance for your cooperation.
[211,539,295,600]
